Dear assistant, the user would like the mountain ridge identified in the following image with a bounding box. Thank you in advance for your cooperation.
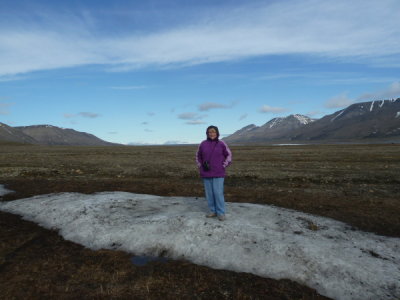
[0,123,118,146]
[224,98,400,144]
[224,114,316,143]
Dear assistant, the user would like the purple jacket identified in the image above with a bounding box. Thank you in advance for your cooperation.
[196,139,232,178]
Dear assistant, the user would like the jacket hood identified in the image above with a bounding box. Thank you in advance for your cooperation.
[206,125,220,140]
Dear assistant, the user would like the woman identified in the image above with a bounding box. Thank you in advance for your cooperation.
[196,125,232,221]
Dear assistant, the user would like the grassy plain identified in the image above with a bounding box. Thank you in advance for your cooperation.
[1,143,399,299]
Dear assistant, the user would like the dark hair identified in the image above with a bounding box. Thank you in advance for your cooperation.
[206,125,220,139]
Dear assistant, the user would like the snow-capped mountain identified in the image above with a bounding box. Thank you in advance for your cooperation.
[224,114,315,143]
[224,98,400,144]
[289,98,400,142]
[0,123,118,146]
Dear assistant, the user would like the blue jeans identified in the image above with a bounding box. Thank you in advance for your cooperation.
[203,177,225,216]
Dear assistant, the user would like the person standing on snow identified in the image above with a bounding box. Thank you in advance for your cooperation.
[196,125,232,221]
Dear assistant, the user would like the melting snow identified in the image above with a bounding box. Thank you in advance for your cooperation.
[370,101,375,112]
[293,114,311,125]
[268,118,283,128]
[331,109,345,122]
[0,185,14,196]
[0,190,399,300]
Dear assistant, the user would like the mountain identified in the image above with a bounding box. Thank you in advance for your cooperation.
[289,99,400,142]
[224,98,400,144]
[0,122,37,144]
[224,114,315,143]
[0,123,118,146]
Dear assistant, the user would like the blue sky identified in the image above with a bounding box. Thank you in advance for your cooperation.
[1,0,400,144]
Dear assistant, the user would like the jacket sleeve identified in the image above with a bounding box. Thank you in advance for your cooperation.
[195,143,203,168]
[221,141,232,168]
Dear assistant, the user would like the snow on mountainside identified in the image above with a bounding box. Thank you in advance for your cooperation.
[293,114,313,125]
[224,99,400,144]
[224,114,315,143]
[290,98,400,142]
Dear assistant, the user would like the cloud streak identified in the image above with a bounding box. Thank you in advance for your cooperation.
[239,113,248,121]
[0,102,12,115]
[198,101,236,111]
[177,112,207,125]
[186,120,206,125]
[1,0,400,77]
[325,93,354,109]
[178,112,200,120]
[79,112,99,118]
[259,105,288,114]
[64,112,100,119]
[325,81,400,110]
[357,81,400,101]
[110,85,147,90]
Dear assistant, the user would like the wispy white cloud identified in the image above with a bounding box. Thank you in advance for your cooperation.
[325,93,354,109]
[79,112,99,118]
[0,75,27,82]
[239,113,248,121]
[259,105,288,114]
[186,120,206,125]
[198,101,236,111]
[357,81,400,101]
[1,0,399,77]
[0,102,13,115]
[306,110,324,118]
[110,85,147,90]
[258,71,399,86]
[178,112,199,120]
[178,112,207,125]
[178,112,208,120]
[63,113,75,119]
[63,112,100,119]
[324,81,400,110]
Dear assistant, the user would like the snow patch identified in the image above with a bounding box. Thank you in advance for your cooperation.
[0,184,14,196]
[396,112,400,118]
[370,101,375,112]
[268,118,283,128]
[293,114,311,125]
[331,109,345,122]
[0,191,399,300]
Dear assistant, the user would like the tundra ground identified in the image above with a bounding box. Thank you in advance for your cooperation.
[1,143,399,299]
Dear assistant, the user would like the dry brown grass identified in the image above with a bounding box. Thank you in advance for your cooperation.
[1,143,399,236]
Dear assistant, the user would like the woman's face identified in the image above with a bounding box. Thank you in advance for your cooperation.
[207,128,217,140]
